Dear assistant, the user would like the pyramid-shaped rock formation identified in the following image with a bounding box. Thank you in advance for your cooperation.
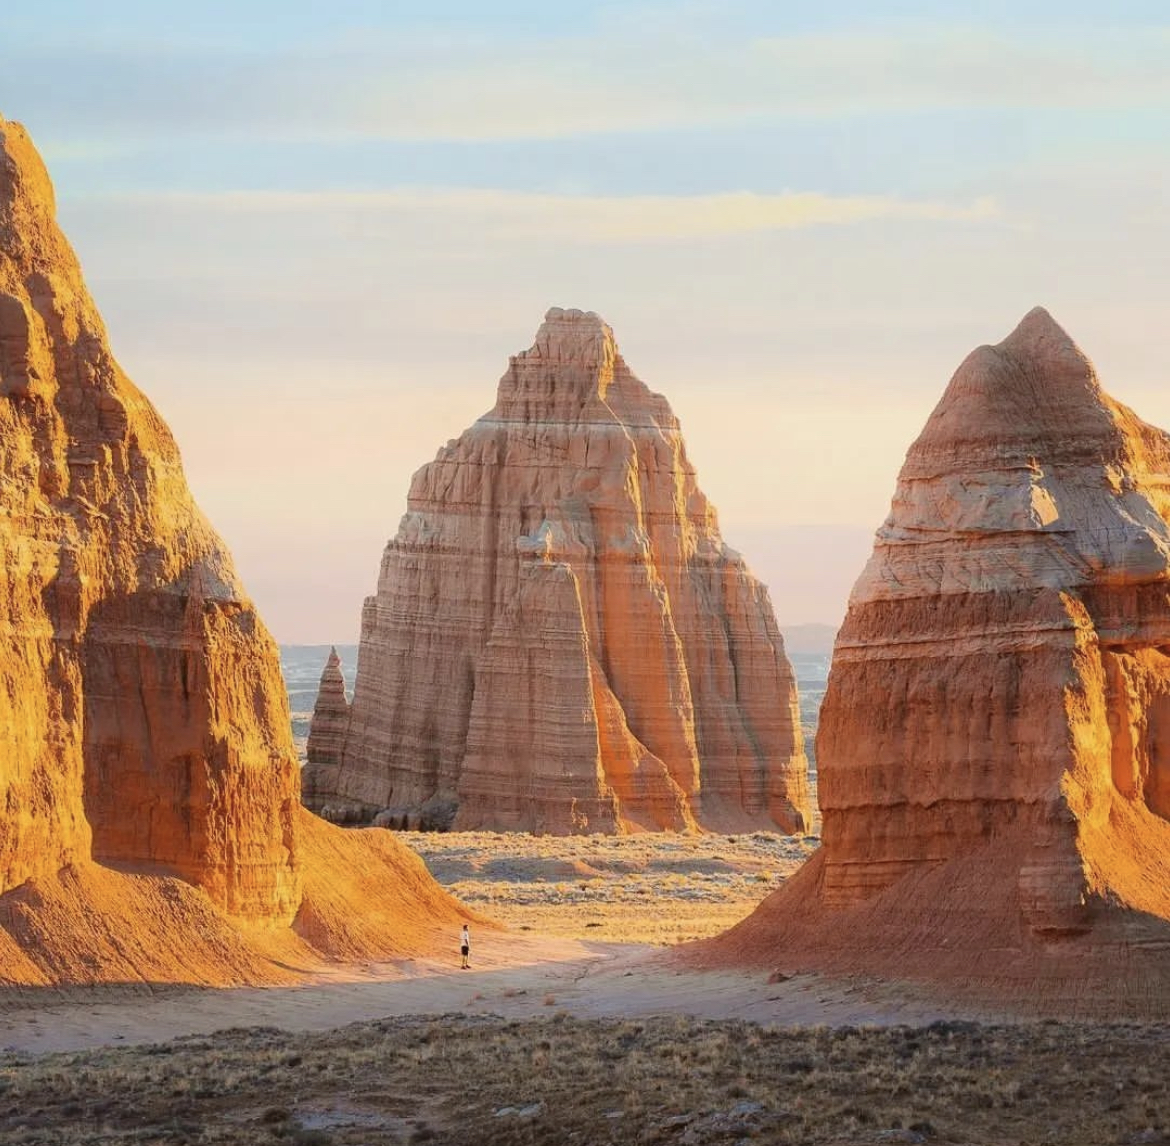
[307,648,350,769]
[304,308,809,834]
[697,309,1170,1014]
[0,116,466,986]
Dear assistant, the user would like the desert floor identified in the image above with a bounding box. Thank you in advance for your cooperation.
[2,831,1167,1145]
[399,828,820,945]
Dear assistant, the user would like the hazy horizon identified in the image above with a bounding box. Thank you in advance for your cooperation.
[3,2,1169,643]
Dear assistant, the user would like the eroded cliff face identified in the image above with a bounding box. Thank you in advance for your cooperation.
[305,308,809,834]
[0,116,466,985]
[696,308,1170,1013]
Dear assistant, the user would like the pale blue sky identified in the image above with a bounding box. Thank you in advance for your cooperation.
[2,2,1168,641]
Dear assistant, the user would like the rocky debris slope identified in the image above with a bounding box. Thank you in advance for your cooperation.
[0,115,466,987]
[693,309,1170,1015]
[304,308,809,835]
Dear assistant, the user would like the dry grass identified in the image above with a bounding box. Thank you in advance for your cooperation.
[399,830,817,944]
[4,829,1165,1143]
[2,1015,1168,1145]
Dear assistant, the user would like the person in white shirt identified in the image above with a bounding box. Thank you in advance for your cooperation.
[460,923,470,969]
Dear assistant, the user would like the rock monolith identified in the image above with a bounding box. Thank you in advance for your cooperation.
[0,115,466,987]
[304,308,809,834]
[697,308,1170,1015]
[306,648,350,771]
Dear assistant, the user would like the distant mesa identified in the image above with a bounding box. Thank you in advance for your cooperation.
[303,306,811,835]
[0,115,466,987]
[696,307,1170,1014]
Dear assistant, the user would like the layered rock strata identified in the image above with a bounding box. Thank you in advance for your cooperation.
[304,308,809,834]
[696,308,1170,1014]
[0,115,466,986]
[306,648,350,771]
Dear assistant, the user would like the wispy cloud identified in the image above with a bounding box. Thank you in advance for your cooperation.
[5,24,1170,145]
[86,187,998,242]
[752,28,1170,114]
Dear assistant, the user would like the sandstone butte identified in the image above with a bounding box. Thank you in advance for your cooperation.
[0,116,467,988]
[694,308,1170,1015]
[303,308,810,835]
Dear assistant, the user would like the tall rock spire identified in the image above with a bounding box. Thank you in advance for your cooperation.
[305,307,810,834]
[305,647,350,772]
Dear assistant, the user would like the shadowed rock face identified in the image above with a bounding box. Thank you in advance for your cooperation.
[0,116,465,985]
[697,309,1170,1011]
[304,308,809,835]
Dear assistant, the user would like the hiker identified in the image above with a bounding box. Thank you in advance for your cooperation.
[460,923,470,969]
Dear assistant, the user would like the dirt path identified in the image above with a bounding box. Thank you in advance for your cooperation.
[0,933,963,1055]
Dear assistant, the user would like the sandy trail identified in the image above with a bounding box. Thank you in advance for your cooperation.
[0,933,959,1055]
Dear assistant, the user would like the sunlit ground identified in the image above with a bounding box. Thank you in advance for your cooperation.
[400,829,819,945]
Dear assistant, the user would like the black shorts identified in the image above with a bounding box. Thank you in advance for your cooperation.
[461,945,469,957]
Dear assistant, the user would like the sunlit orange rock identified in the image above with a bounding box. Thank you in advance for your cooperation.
[0,115,466,986]
[306,308,809,834]
[696,309,1170,1013]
